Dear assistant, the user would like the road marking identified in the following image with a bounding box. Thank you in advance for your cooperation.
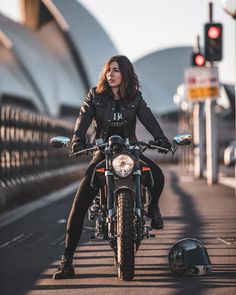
[57,219,67,224]
[217,237,231,245]
[0,233,25,248]
[50,233,65,246]
[0,181,80,228]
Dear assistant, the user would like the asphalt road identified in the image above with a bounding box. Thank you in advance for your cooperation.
[0,165,236,295]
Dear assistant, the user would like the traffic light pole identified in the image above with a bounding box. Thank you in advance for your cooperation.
[192,36,205,178]
[205,3,218,185]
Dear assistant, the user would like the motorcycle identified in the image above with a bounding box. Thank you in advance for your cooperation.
[51,134,192,281]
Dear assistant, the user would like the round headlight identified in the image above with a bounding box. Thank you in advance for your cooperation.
[112,153,135,178]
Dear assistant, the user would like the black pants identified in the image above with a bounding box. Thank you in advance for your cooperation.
[64,153,164,256]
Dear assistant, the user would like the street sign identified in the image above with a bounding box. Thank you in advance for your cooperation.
[184,66,219,101]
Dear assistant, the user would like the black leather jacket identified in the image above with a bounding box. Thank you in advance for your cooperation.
[73,87,165,142]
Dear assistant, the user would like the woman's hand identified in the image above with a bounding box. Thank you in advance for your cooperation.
[71,136,85,154]
[72,141,85,154]
[154,137,171,154]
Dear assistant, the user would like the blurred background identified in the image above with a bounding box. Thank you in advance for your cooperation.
[0,0,235,213]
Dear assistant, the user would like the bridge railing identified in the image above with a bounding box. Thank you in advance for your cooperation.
[0,105,75,188]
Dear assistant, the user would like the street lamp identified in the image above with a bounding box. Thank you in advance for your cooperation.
[221,0,236,195]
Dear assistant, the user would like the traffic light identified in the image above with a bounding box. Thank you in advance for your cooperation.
[191,52,205,67]
[204,23,223,62]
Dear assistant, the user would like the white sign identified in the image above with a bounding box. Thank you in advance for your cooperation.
[184,66,219,101]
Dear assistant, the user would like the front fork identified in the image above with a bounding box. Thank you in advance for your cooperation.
[133,147,142,216]
[88,148,114,240]
[104,148,116,248]
[133,148,144,249]
[133,148,155,247]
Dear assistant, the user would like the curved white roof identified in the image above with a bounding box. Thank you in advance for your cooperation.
[0,14,58,115]
[134,47,192,114]
[37,21,87,110]
[0,20,87,114]
[51,0,118,86]
[0,0,119,116]
[0,45,46,112]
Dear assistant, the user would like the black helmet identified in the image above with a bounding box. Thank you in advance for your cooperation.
[168,238,211,275]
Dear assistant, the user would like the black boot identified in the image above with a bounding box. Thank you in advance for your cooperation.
[52,254,75,279]
[147,204,164,229]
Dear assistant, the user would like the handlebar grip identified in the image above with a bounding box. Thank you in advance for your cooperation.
[70,144,98,157]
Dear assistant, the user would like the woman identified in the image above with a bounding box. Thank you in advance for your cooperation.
[53,55,171,279]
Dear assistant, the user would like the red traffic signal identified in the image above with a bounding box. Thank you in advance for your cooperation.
[204,23,223,62]
[207,26,221,39]
[192,52,205,67]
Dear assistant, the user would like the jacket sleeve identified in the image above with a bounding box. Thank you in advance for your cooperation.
[136,92,165,140]
[73,88,95,141]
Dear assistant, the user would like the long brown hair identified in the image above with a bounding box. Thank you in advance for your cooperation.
[96,55,140,99]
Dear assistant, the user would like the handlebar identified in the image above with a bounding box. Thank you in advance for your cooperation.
[70,140,176,157]
[51,133,191,156]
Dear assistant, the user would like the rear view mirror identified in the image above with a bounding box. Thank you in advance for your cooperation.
[173,134,192,146]
[50,136,71,148]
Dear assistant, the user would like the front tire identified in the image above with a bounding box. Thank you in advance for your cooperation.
[116,189,134,281]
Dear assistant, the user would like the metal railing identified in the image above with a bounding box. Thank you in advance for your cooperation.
[0,105,75,188]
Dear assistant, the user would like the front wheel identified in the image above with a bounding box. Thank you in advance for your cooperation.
[116,189,134,280]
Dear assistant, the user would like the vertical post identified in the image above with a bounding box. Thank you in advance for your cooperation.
[196,35,200,52]
[193,34,205,178]
[205,2,218,185]
[205,99,218,184]
[209,2,213,22]
[193,102,205,178]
